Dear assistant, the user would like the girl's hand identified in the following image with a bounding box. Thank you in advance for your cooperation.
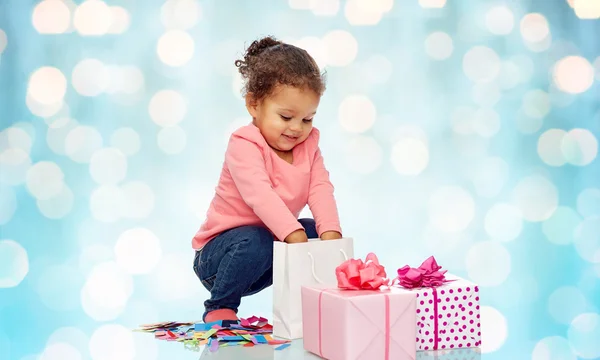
[284,229,308,244]
[320,231,342,240]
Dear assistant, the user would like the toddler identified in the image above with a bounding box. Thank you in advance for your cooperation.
[192,36,342,324]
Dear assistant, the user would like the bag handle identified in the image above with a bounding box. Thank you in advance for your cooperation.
[307,249,349,284]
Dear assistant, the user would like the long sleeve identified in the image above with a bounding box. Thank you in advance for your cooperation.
[307,145,342,237]
[225,135,303,241]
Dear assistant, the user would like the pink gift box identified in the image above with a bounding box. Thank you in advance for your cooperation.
[301,286,417,360]
[412,275,481,351]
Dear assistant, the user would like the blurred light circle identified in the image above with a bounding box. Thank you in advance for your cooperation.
[480,306,508,353]
[310,0,340,16]
[73,0,112,36]
[568,313,600,359]
[156,30,195,67]
[538,129,567,166]
[363,55,393,84]
[79,243,113,274]
[338,95,376,133]
[472,156,509,198]
[26,96,63,118]
[463,46,501,83]
[106,66,145,95]
[548,286,591,325]
[81,262,132,321]
[157,126,187,154]
[110,128,141,156]
[515,111,543,134]
[47,327,89,358]
[35,264,81,311]
[511,175,558,222]
[466,241,511,287]
[293,37,327,69]
[120,181,155,219]
[107,6,130,34]
[574,216,600,263]
[65,126,104,163]
[37,185,74,219]
[0,240,29,288]
[0,146,32,186]
[47,118,78,156]
[497,60,521,89]
[32,0,71,34]
[553,56,595,94]
[89,148,127,185]
[573,0,600,19]
[532,336,577,360]
[1,127,32,153]
[391,124,429,145]
[424,31,453,60]
[525,34,552,52]
[89,324,135,360]
[429,186,474,232]
[149,90,187,127]
[577,188,600,217]
[484,203,523,242]
[344,0,383,25]
[485,5,514,35]
[419,0,446,8]
[28,67,67,105]
[451,106,475,135]
[148,252,201,301]
[39,342,81,360]
[0,29,6,54]
[391,138,429,176]
[72,58,109,96]
[115,228,162,274]
[561,129,598,166]
[520,13,550,43]
[523,89,551,119]
[289,0,311,9]
[160,0,201,29]
[472,82,501,107]
[323,30,358,66]
[25,161,64,200]
[343,136,383,174]
[0,185,17,225]
[90,185,124,223]
[473,107,501,137]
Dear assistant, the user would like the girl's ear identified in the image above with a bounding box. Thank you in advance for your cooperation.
[245,93,260,118]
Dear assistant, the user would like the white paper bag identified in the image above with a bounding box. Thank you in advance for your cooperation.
[272,237,354,339]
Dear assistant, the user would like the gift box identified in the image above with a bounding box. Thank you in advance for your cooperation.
[416,348,481,360]
[301,253,417,360]
[301,286,417,360]
[396,257,481,351]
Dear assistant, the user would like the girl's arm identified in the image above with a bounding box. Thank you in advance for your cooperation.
[226,135,304,242]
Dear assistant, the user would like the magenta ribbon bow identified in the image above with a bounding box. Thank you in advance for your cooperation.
[335,252,390,290]
[396,256,449,289]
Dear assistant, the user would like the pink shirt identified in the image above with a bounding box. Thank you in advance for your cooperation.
[192,124,342,250]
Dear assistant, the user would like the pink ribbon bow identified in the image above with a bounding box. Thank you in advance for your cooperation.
[335,253,390,290]
[396,256,449,289]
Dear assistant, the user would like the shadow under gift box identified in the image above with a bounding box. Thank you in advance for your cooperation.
[301,286,417,360]
[416,348,481,360]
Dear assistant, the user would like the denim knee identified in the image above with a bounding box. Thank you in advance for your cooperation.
[298,218,318,239]
[237,226,273,269]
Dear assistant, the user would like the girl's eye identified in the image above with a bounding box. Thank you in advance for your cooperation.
[280,115,292,120]
[303,118,313,123]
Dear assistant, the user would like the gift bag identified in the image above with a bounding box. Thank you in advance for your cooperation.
[272,237,354,339]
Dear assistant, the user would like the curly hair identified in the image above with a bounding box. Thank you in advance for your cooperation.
[234,36,326,103]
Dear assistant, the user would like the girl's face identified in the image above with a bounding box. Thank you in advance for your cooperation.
[246,84,320,152]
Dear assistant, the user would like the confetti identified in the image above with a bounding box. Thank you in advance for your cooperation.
[136,316,291,353]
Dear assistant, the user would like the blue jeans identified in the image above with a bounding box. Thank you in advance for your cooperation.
[193,218,318,321]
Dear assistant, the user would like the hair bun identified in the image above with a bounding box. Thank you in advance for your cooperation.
[245,36,282,58]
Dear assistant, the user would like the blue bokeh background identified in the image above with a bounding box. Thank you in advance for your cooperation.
[1,0,600,359]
